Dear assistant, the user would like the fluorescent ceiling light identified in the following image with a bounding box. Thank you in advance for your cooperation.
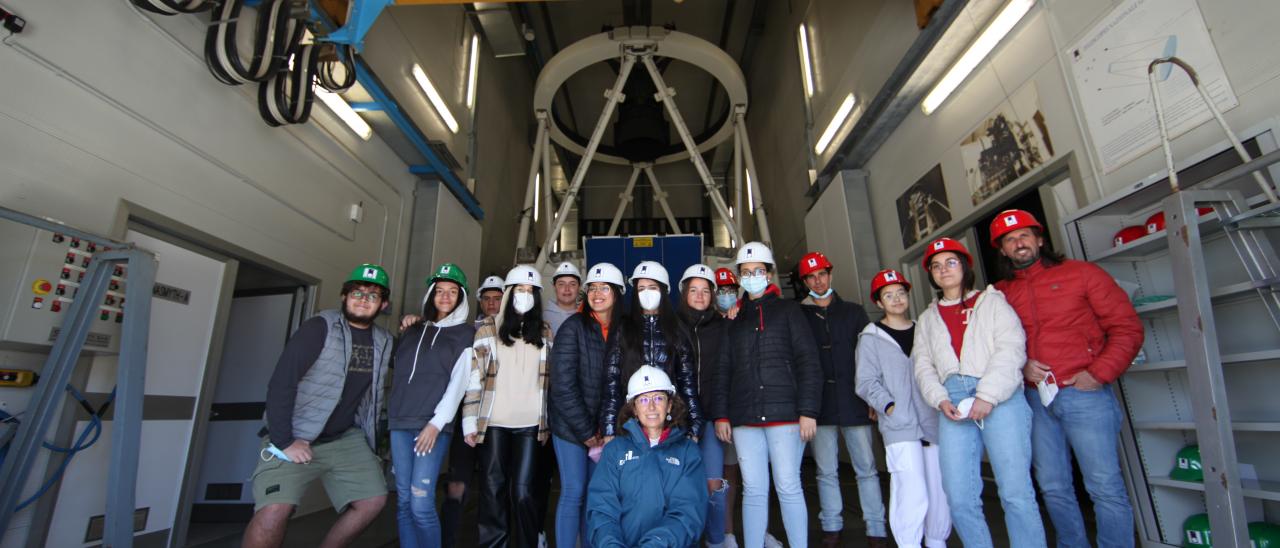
[728,205,734,219]
[412,63,459,133]
[815,93,856,154]
[533,173,541,222]
[921,0,1035,115]
[315,88,373,140]
[466,34,480,110]
[798,24,815,98]
[746,171,755,212]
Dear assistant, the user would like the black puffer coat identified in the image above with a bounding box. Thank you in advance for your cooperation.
[711,288,822,426]
[800,293,873,426]
[599,315,703,437]
[679,307,727,398]
[549,313,611,444]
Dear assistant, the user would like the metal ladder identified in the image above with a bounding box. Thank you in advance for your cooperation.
[1148,56,1280,546]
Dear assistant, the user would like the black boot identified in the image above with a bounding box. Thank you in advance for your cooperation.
[440,496,463,548]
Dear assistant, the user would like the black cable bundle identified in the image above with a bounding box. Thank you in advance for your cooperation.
[315,42,357,93]
[130,0,214,16]
[204,0,292,85]
[257,28,317,127]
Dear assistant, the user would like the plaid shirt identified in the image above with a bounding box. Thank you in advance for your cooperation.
[461,316,552,444]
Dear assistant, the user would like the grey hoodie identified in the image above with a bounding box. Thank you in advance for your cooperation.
[387,285,476,431]
[854,322,938,445]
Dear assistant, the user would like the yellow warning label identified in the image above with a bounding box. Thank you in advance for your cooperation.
[632,237,654,248]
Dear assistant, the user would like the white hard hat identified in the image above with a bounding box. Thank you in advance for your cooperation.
[626,365,676,401]
[735,241,775,266]
[477,275,504,297]
[585,262,627,293]
[504,264,543,288]
[553,261,582,281]
[679,264,716,290]
[629,261,670,287]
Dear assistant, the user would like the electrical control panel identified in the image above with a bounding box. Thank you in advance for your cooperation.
[0,219,124,354]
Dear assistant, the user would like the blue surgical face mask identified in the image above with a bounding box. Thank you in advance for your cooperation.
[808,287,833,299]
[740,275,768,296]
[716,293,737,311]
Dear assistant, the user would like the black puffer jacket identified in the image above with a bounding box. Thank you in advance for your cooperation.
[600,315,703,437]
[679,307,727,398]
[711,288,822,425]
[800,293,873,426]
[549,313,611,445]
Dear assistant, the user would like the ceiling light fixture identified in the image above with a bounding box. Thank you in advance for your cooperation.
[533,173,541,222]
[466,34,480,110]
[797,24,815,98]
[815,93,856,154]
[412,63,459,133]
[315,88,373,140]
[745,171,755,212]
[921,0,1035,115]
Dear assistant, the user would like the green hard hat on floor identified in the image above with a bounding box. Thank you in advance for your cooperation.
[1183,513,1211,546]
[348,263,390,289]
[1252,521,1280,548]
[1170,445,1203,482]
[429,263,468,291]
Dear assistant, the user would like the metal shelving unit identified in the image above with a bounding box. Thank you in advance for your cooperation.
[1062,123,1280,546]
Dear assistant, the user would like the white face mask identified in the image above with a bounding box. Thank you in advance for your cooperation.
[638,288,662,312]
[512,292,535,314]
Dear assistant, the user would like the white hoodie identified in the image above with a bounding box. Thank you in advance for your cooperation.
[911,286,1027,409]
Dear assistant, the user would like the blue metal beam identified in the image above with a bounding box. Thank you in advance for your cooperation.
[348,102,384,112]
[318,0,393,52]
[408,165,436,175]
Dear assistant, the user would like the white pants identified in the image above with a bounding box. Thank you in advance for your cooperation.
[885,441,951,548]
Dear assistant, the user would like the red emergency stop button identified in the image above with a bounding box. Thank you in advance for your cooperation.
[32,279,53,295]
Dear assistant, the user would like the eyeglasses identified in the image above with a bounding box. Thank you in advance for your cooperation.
[635,394,669,407]
[928,258,962,272]
[586,285,612,294]
[348,290,382,303]
[880,290,908,301]
[738,268,767,278]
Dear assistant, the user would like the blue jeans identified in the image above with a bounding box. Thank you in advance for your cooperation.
[734,423,807,548]
[938,375,1046,548]
[552,435,596,548]
[1026,386,1134,548]
[390,428,453,548]
[812,425,887,536]
[700,422,728,547]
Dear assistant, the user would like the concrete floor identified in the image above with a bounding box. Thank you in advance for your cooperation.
[187,459,1093,547]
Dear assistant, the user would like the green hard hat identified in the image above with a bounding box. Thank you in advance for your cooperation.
[348,263,390,289]
[1183,513,1212,547]
[429,263,468,292]
[1171,445,1203,482]
[1251,522,1280,548]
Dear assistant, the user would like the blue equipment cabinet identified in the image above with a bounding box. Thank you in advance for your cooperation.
[584,235,702,300]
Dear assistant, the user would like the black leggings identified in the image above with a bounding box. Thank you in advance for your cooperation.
[477,426,540,548]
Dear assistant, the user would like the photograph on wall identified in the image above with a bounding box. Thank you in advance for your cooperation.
[960,82,1055,206]
[1067,0,1237,173]
[895,164,952,248]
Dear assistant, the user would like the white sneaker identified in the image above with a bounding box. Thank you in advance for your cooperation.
[763,533,784,548]
[719,533,739,548]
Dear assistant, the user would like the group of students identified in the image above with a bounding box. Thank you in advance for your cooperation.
[243,208,1145,548]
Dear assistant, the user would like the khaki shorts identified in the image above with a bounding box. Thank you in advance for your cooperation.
[251,429,387,512]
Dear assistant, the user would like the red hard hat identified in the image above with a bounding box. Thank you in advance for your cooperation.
[1114,226,1148,246]
[798,251,834,277]
[922,237,973,270]
[989,209,1043,247]
[870,269,911,301]
[1146,208,1214,234]
[713,267,738,287]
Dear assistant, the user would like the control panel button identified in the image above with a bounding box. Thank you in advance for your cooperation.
[31,279,53,295]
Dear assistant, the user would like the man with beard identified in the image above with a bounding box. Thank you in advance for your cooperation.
[244,264,395,548]
[990,210,1143,548]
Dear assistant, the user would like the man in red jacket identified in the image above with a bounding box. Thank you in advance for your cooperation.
[991,209,1143,547]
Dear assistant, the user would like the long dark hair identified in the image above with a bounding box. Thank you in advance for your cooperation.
[994,227,1067,282]
[619,281,685,381]
[616,390,688,432]
[927,252,977,301]
[584,284,625,342]
[422,280,462,321]
[498,287,544,348]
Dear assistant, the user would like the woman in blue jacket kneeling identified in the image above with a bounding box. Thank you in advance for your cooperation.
[587,365,708,547]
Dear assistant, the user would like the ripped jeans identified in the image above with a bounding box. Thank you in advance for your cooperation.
[391,428,453,548]
[700,422,729,547]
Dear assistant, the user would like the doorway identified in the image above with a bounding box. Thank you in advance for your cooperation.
[973,188,1053,285]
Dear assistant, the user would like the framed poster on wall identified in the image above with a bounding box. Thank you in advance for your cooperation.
[960,82,1055,206]
[895,164,952,248]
